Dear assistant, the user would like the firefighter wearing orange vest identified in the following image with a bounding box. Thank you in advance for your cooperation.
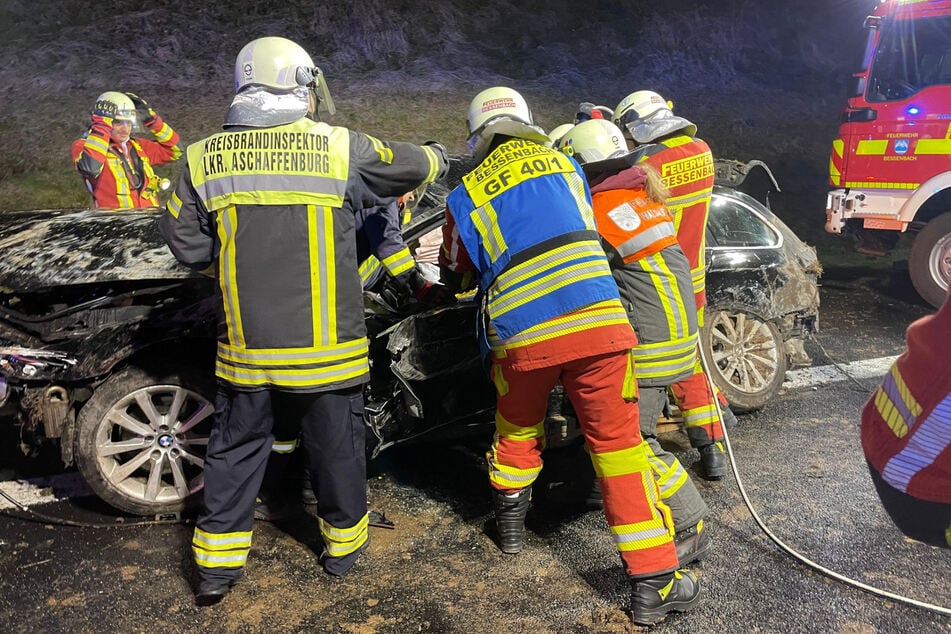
[861,285,951,549]
[72,91,181,209]
[613,90,731,480]
[439,87,700,626]
[559,118,711,567]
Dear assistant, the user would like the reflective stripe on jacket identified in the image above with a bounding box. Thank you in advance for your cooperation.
[639,135,714,308]
[159,117,446,391]
[446,139,621,341]
[861,287,951,504]
[355,201,416,290]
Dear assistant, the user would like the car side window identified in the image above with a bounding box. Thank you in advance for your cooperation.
[707,195,779,248]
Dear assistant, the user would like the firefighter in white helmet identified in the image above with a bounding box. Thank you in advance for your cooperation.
[559,118,712,587]
[438,86,700,626]
[613,89,734,480]
[546,123,575,149]
[159,36,448,606]
[72,91,181,209]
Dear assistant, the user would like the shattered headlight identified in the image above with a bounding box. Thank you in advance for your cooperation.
[0,347,77,380]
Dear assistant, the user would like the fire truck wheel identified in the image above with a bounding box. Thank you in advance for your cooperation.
[909,212,951,309]
[74,365,215,516]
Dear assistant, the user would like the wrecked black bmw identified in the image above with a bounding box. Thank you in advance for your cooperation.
[0,159,818,516]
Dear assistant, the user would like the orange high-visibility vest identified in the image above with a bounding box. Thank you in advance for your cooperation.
[591,187,678,264]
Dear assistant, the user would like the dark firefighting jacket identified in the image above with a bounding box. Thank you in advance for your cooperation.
[158,117,446,392]
[355,200,416,290]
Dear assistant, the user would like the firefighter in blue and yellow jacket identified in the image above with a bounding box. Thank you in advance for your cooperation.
[439,87,700,626]
[158,36,447,606]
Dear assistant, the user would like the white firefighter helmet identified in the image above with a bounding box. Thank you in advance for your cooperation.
[92,91,136,123]
[465,87,549,161]
[546,123,575,148]
[558,119,628,165]
[612,89,697,145]
[226,36,335,128]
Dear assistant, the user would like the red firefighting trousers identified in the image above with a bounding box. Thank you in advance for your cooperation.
[487,349,678,577]
[670,357,726,447]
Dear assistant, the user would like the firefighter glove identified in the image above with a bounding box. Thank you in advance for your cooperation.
[89,114,113,129]
[126,92,157,125]
[408,267,455,307]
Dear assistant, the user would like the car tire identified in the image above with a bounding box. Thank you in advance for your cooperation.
[700,308,788,413]
[74,365,215,516]
[909,212,951,309]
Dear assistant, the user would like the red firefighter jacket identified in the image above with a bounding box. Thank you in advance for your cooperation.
[638,135,714,308]
[861,287,951,504]
[71,115,181,209]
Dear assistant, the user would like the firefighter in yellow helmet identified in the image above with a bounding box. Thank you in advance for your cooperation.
[613,89,734,480]
[438,86,700,626]
[158,36,448,605]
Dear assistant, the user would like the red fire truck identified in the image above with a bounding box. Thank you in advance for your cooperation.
[825,0,951,307]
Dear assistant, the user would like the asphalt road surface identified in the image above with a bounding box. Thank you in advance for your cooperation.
[1,265,948,633]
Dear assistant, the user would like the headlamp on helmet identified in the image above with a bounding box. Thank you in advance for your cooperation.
[92,91,136,123]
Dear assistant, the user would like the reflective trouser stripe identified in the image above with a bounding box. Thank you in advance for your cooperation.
[644,442,690,499]
[612,518,676,552]
[670,357,724,446]
[192,527,252,569]
[271,439,298,454]
[319,513,369,557]
[485,360,552,492]
[599,458,675,555]
[487,440,544,490]
[683,404,718,428]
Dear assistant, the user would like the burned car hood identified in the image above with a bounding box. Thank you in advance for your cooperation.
[0,208,198,292]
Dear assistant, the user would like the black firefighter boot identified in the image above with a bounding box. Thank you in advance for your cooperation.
[674,520,712,566]
[699,441,727,481]
[492,486,532,554]
[630,568,701,626]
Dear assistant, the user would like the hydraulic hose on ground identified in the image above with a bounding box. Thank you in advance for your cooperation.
[697,343,951,618]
